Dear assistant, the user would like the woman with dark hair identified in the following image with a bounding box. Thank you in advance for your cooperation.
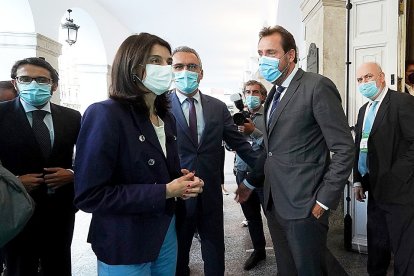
[74,33,203,275]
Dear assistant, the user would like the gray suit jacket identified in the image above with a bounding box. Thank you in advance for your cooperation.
[247,68,354,219]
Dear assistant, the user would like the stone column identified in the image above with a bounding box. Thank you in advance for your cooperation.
[0,32,62,103]
[300,0,346,102]
[300,0,347,229]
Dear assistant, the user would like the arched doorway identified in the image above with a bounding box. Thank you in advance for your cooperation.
[58,8,108,113]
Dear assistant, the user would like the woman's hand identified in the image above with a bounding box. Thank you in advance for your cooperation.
[166,172,204,199]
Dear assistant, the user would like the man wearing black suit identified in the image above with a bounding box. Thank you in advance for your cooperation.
[405,60,414,95]
[236,25,355,275]
[0,57,81,276]
[354,62,414,276]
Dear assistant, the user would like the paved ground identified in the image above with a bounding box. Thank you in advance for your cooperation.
[71,151,392,276]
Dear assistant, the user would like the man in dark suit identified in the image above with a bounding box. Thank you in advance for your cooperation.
[405,60,414,95]
[0,57,81,276]
[237,25,355,275]
[354,62,414,276]
[169,46,257,276]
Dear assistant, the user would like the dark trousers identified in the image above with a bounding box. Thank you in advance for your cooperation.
[236,171,266,251]
[4,199,75,276]
[176,198,225,276]
[367,196,414,276]
[266,201,329,276]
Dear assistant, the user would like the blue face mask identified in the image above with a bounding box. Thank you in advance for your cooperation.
[142,64,173,95]
[174,70,199,94]
[358,81,379,99]
[258,55,288,83]
[17,81,52,106]
[245,95,261,110]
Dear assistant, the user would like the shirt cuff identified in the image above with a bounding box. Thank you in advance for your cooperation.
[243,179,255,190]
[66,169,74,174]
[316,200,329,210]
[353,182,362,187]
[250,128,263,139]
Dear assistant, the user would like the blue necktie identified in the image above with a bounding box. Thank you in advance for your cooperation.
[358,101,378,176]
[267,86,285,128]
[187,97,198,145]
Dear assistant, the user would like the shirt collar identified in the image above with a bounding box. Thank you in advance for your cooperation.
[279,66,299,89]
[20,97,51,113]
[253,105,264,115]
[175,89,201,105]
[369,85,388,104]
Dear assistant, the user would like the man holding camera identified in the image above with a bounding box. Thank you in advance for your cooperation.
[233,80,269,271]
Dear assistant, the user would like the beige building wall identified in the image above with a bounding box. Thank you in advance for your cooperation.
[301,0,347,104]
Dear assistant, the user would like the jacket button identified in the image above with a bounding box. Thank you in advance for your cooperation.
[148,159,155,166]
[268,152,273,157]
[139,135,145,142]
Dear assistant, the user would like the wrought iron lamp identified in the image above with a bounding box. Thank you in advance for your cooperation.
[61,9,80,46]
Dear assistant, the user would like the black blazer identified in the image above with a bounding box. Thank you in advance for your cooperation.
[0,97,81,210]
[353,89,414,204]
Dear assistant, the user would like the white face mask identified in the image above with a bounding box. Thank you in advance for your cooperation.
[142,64,173,95]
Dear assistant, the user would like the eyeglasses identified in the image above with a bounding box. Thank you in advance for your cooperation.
[172,63,200,72]
[15,76,52,85]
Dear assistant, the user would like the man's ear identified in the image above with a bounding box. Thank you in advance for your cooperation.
[11,79,18,91]
[199,69,204,81]
[51,83,58,94]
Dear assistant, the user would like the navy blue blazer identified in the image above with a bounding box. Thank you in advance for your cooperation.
[169,91,257,215]
[74,99,181,265]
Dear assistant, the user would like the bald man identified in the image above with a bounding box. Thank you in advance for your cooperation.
[354,62,414,275]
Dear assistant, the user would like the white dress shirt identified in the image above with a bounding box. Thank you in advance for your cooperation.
[175,90,205,143]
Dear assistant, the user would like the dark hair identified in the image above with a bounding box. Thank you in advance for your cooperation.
[406,60,414,69]
[259,25,298,63]
[109,33,172,118]
[243,80,267,102]
[10,57,59,84]
[0,81,16,94]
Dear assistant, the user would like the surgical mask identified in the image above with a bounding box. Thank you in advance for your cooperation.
[258,55,288,83]
[245,95,261,110]
[358,81,379,99]
[17,81,52,106]
[142,64,173,95]
[174,70,199,94]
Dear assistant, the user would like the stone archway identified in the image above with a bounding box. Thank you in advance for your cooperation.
[58,8,108,113]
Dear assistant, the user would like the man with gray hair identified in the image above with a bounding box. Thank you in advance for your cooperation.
[169,46,257,276]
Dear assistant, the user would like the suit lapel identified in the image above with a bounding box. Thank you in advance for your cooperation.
[263,86,275,150]
[197,93,209,149]
[370,89,390,136]
[170,92,198,147]
[14,99,44,158]
[129,106,165,156]
[268,69,303,136]
[50,104,63,157]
